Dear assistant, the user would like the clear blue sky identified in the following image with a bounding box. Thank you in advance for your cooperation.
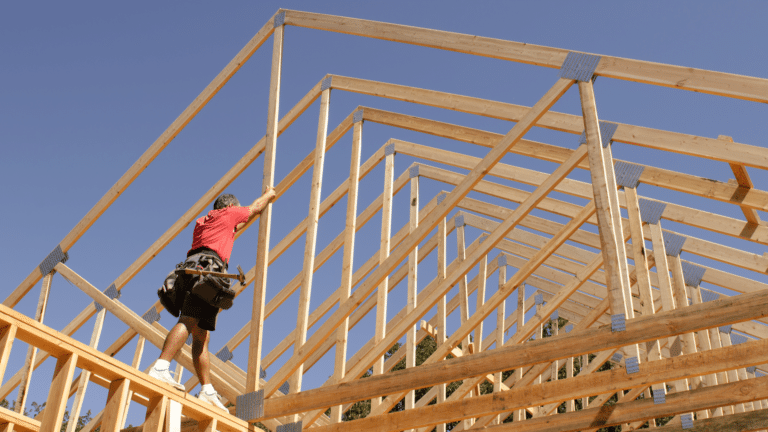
[1,0,767,424]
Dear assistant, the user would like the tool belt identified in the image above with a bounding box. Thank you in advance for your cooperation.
[157,249,236,316]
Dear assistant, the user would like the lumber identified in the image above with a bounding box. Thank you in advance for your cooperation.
[331,116,362,423]
[15,273,52,414]
[246,19,284,394]
[294,337,768,432]
[336,77,768,171]
[260,77,574,398]
[286,12,768,103]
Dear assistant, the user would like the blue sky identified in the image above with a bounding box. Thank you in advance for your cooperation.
[1,0,767,424]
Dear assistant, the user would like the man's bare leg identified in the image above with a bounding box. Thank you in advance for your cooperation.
[190,321,211,385]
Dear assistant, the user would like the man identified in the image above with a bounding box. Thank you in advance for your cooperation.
[148,188,276,411]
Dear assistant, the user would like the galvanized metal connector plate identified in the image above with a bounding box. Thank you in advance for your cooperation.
[638,198,666,224]
[279,381,290,394]
[611,313,626,332]
[663,231,687,257]
[454,214,465,228]
[578,121,618,148]
[235,389,264,420]
[670,337,682,357]
[719,324,732,334]
[652,388,666,404]
[215,346,233,362]
[625,356,640,374]
[550,309,559,322]
[277,421,302,432]
[320,76,333,91]
[353,108,364,124]
[680,261,706,287]
[497,254,507,267]
[409,165,420,179]
[39,244,69,276]
[681,413,694,429]
[273,11,286,28]
[615,161,645,189]
[559,52,602,82]
[142,308,161,324]
[436,192,447,205]
[384,142,395,156]
[534,293,544,305]
[700,289,720,303]
[95,283,121,312]
[611,352,623,363]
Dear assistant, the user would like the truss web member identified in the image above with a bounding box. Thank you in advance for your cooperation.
[149,189,276,412]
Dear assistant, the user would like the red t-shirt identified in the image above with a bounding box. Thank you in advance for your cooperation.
[189,206,251,264]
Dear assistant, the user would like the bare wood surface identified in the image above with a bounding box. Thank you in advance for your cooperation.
[246,22,284,394]
[286,12,768,103]
[15,273,52,413]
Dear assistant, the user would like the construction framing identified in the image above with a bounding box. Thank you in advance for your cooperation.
[4,9,768,432]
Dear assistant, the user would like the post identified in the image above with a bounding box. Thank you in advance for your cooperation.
[246,18,285,393]
[331,113,362,423]
[16,273,53,413]
[289,86,331,415]
[372,142,394,411]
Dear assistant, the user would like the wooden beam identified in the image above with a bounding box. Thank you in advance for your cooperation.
[334,76,768,172]
[364,144,590,418]
[286,12,768,103]
[651,407,768,431]
[65,306,107,432]
[259,77,575,398]
[721,134,763,225]
[0,325,17,386]
[300,338,768,432]
[289,86,331,405]
[246,19,285,394]
[331,117,362,423]
[15,273,52,413]
[101,379,131,432]
[41,353,78,432]
[366,109,768,244]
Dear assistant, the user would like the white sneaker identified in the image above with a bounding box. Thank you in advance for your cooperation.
[198,390,229,413]
[148,366,185,391]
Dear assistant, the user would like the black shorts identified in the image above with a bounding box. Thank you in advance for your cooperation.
[180,292,219,331]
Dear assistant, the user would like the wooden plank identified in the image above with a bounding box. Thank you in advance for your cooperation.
[257,289,768,421]
[0,325,17,386]
[579,81,632,321]
[363,144,590,419]
[0,406,39,432]
[40,353,78,432]
[373,145,394,410]
[369,110,768,242]
[493,262,506,425]
[285,12,768,103]
[455,223,471,352]
[651,407,768,431]
[405,174,419,422]
[7,15,277,309]
[723,134,763,225]
[101,379,131,432]
[331,118,362,423]
[298,338,768,432]
[65,307,108,432]
[289,87,331,403]
[435,214,447,432]
[246,21,285,394]
[0,310,247,432]
[259,77,575,398]
[15,273,52,413]
[335,77,768,171]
